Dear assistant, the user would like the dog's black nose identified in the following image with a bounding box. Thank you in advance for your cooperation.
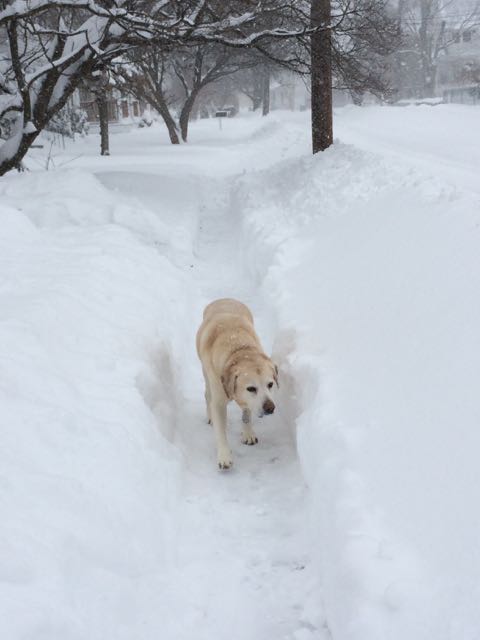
[263,400,275,415]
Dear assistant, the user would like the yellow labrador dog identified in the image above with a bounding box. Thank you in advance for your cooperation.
[196,298,279,469]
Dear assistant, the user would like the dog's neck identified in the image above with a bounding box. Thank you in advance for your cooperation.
[224,345,269,371]
[224,345,255,368]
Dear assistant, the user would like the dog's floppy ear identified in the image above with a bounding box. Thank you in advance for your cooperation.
[221,365,238,400]
[273,364,279,388]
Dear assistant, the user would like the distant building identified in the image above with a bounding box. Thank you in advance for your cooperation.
[269,72,359,110]
[438,27,480,104]
[392,12,480,105]
[270,73,309,111]
[72,86,151,129]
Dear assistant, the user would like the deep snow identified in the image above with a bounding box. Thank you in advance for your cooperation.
[238,107,480,640]
[1,105,480,640]
[0,116,321,640]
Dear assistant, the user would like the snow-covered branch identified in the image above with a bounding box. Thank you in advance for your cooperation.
[0,1,314,174]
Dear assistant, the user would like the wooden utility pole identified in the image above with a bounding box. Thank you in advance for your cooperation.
[311,0,333,153]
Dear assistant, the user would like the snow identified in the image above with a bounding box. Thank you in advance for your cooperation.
[334,104,480,194]
[239,107,480,639]
[0,173,188,639]
[1,105,480,639]
[23,121,37,134]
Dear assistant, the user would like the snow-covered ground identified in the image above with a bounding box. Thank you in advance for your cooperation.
[1,105,479,639]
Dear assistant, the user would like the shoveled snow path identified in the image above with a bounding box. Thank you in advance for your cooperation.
[97,169,320,640]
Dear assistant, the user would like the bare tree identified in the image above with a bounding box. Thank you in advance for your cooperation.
[171,45,258,141]
[115,44,260,143]
[114,49,181,144]
[228,50,291,114]
[398,0,480,98]
[234,68,265,110]
[0,0,401,170]
[0,0,312,175]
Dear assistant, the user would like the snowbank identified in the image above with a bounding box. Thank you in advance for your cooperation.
[239,131,480,639]
[0,170,196,639]
[335,104,480,194]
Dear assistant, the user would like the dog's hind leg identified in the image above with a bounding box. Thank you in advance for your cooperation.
[210,394,233,469]
[202,366,212,424]
[241,409,258,445]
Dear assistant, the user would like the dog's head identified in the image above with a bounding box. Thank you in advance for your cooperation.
[222,355,279,418]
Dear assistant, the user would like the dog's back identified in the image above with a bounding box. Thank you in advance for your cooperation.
[202,298,253,324]
[196,298,258,368]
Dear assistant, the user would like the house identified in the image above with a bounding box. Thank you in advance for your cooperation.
[270,73,309,111]
[71,86,151,130]
[438,27,480,103]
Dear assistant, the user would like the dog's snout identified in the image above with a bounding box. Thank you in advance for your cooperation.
[263,399,275,415]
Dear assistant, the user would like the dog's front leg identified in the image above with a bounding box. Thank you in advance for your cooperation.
[211,397,233,469]
[241,409,258,445]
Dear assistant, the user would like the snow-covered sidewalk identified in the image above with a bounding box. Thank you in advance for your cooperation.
[0,115,321,640]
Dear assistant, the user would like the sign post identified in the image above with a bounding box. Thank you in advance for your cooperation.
[215,110,228,131]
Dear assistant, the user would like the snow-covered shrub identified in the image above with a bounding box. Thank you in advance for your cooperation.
[138,111,153,128]
[0,112,18,140]
[46,106,89,139]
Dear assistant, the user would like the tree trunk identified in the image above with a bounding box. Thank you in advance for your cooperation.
[154,94,180,144]
[252,72,264,110]
[96,92,110,156]
[262,68,270,116]
[0,129,41,175]
[311,0,333,153]
[393,0,407,99]
[179,91,198,142]
[252,95,262,111]
[418,0,435,98]
[351,91,363,106]
[423,64,437,97]
[162,112,180,145]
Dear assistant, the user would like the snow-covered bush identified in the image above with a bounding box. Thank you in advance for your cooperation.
[0,111,19,140]
[138,111,153,127]
[46,106,89,139]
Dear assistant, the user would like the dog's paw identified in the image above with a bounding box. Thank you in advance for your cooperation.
[217,450,233,470]
[241,431,259,446]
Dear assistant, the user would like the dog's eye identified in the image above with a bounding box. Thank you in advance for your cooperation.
[246,386,257,393]
[267,382,274,389]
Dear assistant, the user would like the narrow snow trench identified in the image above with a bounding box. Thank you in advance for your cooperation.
[97,170,319,640]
